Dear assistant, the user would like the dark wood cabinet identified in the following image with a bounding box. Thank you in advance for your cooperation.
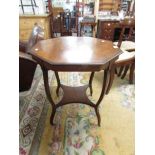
[97,19,121,41]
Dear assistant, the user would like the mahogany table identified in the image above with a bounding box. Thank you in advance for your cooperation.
[30,36,122,126]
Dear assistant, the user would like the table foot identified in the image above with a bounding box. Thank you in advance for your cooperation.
[50,106,56,125]
[94,106,101,126]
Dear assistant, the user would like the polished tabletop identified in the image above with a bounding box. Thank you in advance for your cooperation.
[30,36,122,66]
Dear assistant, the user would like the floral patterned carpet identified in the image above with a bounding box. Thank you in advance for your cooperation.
[19,67,135,155]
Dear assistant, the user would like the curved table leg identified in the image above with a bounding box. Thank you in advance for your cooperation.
[54,71,61,96]
[41,66,110,127]
[106,64,115,94]
[41,66,56,125]
[89,72,95,96]
[95,106,101,126]
[50,106,56,125]
[95,68,110,126]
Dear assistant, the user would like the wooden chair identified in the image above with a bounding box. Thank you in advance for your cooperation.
[19,23,44,92]
[106,18,135,94]
[114,18,135,81]
[113,18,135,51]
[89,18,135,95]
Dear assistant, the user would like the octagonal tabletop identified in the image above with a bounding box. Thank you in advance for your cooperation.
[30,36,122,71]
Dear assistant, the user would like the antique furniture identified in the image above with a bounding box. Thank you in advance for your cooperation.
[91,18,135,94]
[113,18,135,51]
[52,12,78,37]
[19,14,51,41]
[106,18,135,93]
[97,19,121,40]
[48,1,79,37]
[19,24,44,92]
[59,12,72,36]
[30,36,122,126]
[97,18,135,51]
[80,21,97,37]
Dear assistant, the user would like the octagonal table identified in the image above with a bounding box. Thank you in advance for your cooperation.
[30,36,122,126]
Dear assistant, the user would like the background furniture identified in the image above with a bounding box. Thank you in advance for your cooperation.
[59,12,73,36]
[52,7,64,36]
[113,18,135,51]
[97,19,121,40]
[106,18,135,93]
[19,14,51,41]
[115,18,135,81]
[97,18,135,43]
[19,24,44,92]
[30,37,122,126]
[52,11,78,37]
[80,21,97,37]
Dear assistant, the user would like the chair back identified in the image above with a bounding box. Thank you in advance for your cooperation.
[117,18,135,48]
[26,23,44,53]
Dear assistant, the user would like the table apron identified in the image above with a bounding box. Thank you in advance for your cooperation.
[43,63,109,72]
[32,55,118,72]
